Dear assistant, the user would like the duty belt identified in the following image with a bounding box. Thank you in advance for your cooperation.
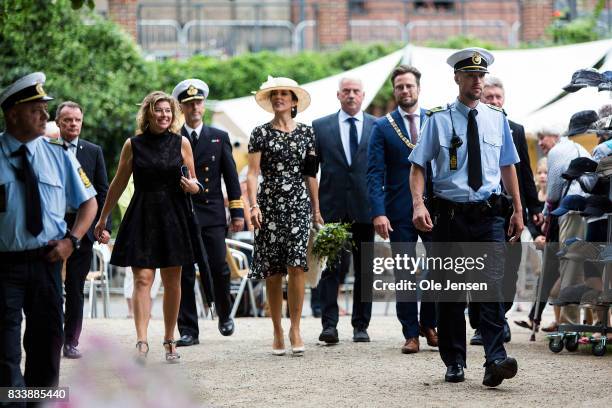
[433,195,510,219]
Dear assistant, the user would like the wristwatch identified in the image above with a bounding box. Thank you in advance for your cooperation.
[64,231,81,251]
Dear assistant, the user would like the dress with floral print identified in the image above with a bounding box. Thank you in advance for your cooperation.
[247,122,315,279]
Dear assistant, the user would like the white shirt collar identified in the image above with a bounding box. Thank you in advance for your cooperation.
[60,136,79,148]
[398,105,420,118]
[338,109,364,122]
[184,122,204,138]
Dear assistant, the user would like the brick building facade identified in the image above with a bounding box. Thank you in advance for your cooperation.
[103,0,603,52]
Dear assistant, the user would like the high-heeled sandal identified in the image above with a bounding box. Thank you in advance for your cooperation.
[135,341,149,364]
[163,339,181,363]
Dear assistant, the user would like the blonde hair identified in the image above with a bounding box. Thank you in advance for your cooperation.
[535,157,548,192]
[136,91,182,135]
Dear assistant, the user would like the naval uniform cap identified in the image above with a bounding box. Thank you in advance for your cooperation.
[172,79,209,104]
[0,72,54,112]
[447,47,494,73]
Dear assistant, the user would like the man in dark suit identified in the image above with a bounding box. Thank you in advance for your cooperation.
[367,65,437,354]
[468,76,543,345]
[314,77,376,344]
[172,79,244,347]
[57,101,112,359]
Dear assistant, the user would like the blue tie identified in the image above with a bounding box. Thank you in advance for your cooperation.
[347,117,358,164]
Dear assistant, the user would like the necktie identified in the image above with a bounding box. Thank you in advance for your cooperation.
[11,145,43,236]
[406,113,419,144]
[190,130,198,149]
[467,109,483,192]
[347,117,358,164]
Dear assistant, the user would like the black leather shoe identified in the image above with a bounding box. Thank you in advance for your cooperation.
[218,318,235,336]
[470,329,483,346]
[353,328,370,342]
[63,345,82,359]
[312,308,322,318]
[175,334,199,347]
[319,327,339,344]
[504,320,511,343]
[444,364,465,383]
[483,357,518,387]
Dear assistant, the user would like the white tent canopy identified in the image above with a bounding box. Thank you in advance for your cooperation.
[212,40,612,140]
[211,49,404,141]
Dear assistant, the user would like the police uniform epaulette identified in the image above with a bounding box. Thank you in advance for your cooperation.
[486,103,504,113]
[46,138,68,150]
[426,106,448,116]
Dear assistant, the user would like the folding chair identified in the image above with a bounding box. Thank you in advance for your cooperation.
[85,242,111,318]
[225,238,259,318]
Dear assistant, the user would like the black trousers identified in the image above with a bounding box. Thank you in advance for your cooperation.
[389,222,437,339]
[0,257,63,391]
[319,223,374,330]
[468,241,522,329]
[433,211,507,367]
[178,225,230,338]
[63,238,93,347]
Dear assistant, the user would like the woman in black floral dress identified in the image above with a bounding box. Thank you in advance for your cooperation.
[247,77,323,356]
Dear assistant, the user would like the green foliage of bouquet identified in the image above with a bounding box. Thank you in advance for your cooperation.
[312,223,353,264]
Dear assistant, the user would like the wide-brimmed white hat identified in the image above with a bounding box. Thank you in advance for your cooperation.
[254,76,310,113]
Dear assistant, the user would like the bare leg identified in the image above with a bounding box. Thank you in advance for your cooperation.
[553,305,561,325]
[126,298,133,319]
[132,268,154,344]
[160,266,182,342]
[266,274,285,350]
[287,266,305,348]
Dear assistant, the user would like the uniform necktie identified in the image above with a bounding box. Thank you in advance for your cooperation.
[347,117,358,164]
[190,130,198,149]
[11,145,43,236]
[406,113,419,144]
[467,109,483,192]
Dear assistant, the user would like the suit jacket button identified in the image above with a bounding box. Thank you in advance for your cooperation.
[205,188,209,193]
[205,178,209,182]
[205,200,209,204]
[205,167,209,171]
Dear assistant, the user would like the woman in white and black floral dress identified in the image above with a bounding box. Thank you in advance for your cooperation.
[247,76,323,356]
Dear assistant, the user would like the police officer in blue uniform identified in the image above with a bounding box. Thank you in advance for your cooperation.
[408,48,523,387]
[171,79,244,346]
[0,73,98,392]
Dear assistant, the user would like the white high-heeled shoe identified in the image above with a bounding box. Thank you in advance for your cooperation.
[291,345,305,356]
[272,348,286,356]
[289,332,305,356]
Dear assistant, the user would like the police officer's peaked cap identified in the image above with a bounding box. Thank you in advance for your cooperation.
[447,47,494,73]
[0,72,54,112]
[172,79,209,104]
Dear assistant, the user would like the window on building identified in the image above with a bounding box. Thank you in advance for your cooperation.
[415,1,455,12]
[349,0,367,14]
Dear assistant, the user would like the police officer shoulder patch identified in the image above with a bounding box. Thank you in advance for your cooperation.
[47,137,68,150]
[486,103,504,113]
[426,106,448,116]
[78,167,92,188]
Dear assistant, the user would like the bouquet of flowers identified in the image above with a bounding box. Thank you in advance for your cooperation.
[312,223,353,264]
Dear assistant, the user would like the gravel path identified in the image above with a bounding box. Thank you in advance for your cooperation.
[58,314,610,407]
